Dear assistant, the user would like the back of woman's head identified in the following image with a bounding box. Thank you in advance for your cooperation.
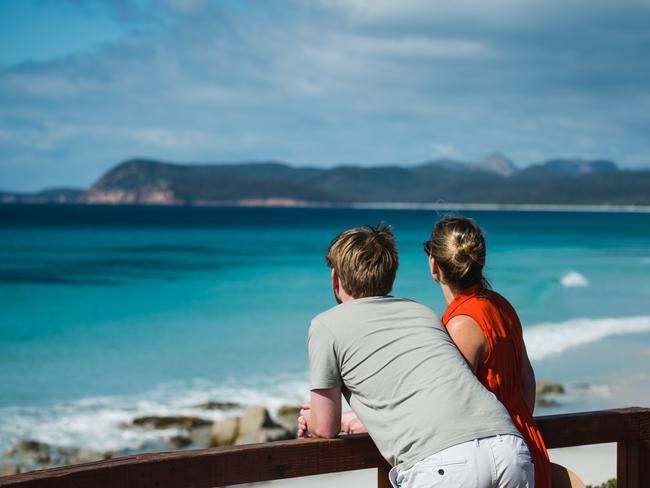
[424,216,489,291]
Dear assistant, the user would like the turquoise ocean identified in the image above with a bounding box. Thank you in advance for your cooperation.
[1,205,650,458]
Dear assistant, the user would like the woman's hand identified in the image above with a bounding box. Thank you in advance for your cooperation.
[297,403,312,438]
[341,411,367,434]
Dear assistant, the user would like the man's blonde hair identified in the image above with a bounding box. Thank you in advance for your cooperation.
[325,224,398,298]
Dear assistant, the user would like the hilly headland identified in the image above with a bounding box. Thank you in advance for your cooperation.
[3,154,650,207]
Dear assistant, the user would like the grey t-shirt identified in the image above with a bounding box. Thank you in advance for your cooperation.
[308,295,519,470]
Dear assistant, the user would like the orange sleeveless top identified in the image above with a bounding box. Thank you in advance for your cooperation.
[442,286,551,488]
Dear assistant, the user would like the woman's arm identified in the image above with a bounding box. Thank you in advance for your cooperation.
[445,315,488,373]
[521,341,536,413]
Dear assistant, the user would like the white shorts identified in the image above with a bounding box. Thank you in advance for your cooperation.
[389,434,534,488]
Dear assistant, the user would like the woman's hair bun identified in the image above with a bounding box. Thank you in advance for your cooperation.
[454,231,485,266]
[426,216,489,290]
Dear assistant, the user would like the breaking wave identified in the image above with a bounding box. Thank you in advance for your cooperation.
[560,271,589,287]
[525,315,650,361]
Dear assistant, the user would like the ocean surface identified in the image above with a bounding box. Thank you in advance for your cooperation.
[1,204,650,460]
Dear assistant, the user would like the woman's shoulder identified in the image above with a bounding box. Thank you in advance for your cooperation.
[454,288,518,320]
[485,289,518,314]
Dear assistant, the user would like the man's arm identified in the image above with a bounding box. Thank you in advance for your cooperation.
[300,387,342,438]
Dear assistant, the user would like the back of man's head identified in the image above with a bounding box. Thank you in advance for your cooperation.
[325,224,398,298]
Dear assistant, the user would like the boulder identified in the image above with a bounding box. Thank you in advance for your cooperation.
[234,406,293,445]
[55,447,109,465]
[537,382,565,395]
[4,440,112,467]
[238,406,277,437]
[131,416,212,430]
[210,416,240,447]
[5,440,51,464]
[275,405,301,435]
[235,427,293,445]
[193,401,241,411]
[167,435,193,449]
[0,464,22,476]
[209,406,295,447]
[536,398,560,408]
[189,425,212,447]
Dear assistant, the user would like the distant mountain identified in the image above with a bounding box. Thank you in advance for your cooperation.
[0,188,83,204]
[524,158,618,176]
[476,154,517,177]
[68,155,650,206]
[423,153,516,177]
[4,155,649,206]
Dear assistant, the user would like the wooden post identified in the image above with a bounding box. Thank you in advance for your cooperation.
[617,441,637,488]
[617,440,650,488]
[616,408,650,488]
[377,461,392,488]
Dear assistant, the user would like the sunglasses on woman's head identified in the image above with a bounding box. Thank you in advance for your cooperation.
[423,241,432,256]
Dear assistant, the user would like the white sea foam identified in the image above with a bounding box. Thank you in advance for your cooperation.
[0,375,309,457]
[560,270,590,287]
[524,315,650,361]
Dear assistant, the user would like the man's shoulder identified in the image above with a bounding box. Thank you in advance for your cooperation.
[312,296,439,327]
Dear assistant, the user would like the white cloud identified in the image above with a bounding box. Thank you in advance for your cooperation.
[323,0,529,25]
[430,142,461,159]
[165,0,207,14]
[128,128,224,151]
[335,35,496,60]
[2,73,106,98]
[1,0,649,191]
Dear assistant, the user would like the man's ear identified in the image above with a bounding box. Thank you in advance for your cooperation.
[331,268,339,292]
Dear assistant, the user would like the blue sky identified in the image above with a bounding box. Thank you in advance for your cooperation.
[1,0,649,191]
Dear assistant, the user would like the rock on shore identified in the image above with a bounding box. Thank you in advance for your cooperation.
[3,403,302,473]
[0,464,22,476]
[210,405,295,447]
[535,381,565,409]
[192,401,241,410]
[130,415,212,430]
[4,440,111,467]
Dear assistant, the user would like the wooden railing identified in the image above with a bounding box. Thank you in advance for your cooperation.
[1,407,648,488]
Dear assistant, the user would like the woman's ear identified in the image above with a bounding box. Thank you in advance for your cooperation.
[429,256,441,283]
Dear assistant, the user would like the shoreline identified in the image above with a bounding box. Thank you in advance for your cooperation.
[3,200,650,213]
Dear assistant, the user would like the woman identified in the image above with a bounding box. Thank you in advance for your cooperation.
[423,215,551,488]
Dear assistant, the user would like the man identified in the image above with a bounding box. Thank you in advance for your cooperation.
[298,225,534,487]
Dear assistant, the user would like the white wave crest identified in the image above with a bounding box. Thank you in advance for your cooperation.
[525,315,650,361]
[560,271,589,287]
